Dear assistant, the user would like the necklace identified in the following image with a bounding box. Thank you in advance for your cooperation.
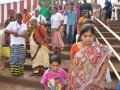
[16,22,22,32]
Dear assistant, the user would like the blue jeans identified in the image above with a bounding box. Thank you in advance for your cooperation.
[66,25,75,44]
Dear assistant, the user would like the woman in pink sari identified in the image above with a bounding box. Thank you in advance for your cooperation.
[69,24,112,90]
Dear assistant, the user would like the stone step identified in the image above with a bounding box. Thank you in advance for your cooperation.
[96,32,120,38]
[0,81,42,90]
[97,27,120,32]
[97,38,120,45]
[0,63,118,90]
[97,24,120,27]
[26,49,70,59]
[0,68,44,89]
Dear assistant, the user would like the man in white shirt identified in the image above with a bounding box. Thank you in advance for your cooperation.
[5,13,27,76]
[31,8,47,24]
[113,0,120,20]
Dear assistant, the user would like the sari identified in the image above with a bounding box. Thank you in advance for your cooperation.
[70,42,111,90]
[30,25,49,68]
[77,17,87,33]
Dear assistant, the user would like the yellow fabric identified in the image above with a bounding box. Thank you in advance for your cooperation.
[30,33,50,68]
[78,17,86,32]
[2,46,10,58]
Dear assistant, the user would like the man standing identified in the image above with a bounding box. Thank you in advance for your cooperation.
[104,0,112,27]
[64,2,77,46]
[80,0,93,18]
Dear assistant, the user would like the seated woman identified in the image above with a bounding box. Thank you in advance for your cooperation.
[69,24,112,90]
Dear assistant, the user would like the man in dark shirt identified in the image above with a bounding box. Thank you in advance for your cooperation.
[104,0,112,27]
[80,0,93,18]
[4,10,16,28]
[4,9,16,45]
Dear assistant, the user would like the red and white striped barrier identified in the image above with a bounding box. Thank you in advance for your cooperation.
[0,0,39,25]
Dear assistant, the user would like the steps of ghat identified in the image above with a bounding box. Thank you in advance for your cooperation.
[0,21,120,90]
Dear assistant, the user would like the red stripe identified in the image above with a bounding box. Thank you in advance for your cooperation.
[27,0,31,13]
[7,3,10,18]
[20,0,24,14]
[14,2,17,14]
[1,4,4,24]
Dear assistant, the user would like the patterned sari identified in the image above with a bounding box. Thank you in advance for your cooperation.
[70,42,111,90]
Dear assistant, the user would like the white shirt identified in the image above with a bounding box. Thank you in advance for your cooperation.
[6,21,27,46]
[31,15,47,23]
[51,12,63,29]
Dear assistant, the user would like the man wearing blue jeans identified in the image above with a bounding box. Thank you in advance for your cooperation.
[64,2,77,45]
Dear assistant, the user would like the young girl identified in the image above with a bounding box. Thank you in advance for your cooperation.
[41,55,69,90]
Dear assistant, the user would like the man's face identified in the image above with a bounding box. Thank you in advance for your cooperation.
[9,10,14,16]
[35,10,39,16]
[83,0,87,3]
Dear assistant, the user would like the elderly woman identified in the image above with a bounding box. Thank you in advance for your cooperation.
[69,24,111,90]
[5,13,27,76]
[29,18,49,76]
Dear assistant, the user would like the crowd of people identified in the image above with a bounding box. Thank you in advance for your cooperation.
[1,0,120,89]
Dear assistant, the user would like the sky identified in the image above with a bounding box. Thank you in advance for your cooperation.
[0,0,22,4]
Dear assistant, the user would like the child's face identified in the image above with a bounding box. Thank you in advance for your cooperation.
[50,62,60,72]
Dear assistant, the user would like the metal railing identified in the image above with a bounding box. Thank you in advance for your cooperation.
[95,17,120,81]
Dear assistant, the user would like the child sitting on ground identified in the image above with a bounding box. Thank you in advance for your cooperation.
[41,55,69,90]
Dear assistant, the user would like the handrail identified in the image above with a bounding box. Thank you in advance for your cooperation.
[95,17,120,41]
[109,60,120,81]
[95,26,120,81]
[95,27,120,62]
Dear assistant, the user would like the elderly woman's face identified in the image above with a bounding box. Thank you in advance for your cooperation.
[30,21,37,28]
[81,30,94,45]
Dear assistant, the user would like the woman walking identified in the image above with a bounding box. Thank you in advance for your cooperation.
[69,24,112,90]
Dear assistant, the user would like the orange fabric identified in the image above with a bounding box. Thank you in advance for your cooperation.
[22,13,31,24]
[70,43,80,59]
[78,17,86,25]
[33,25,49,49]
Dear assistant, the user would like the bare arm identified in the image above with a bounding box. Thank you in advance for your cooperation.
[93,57,109,86]
[77,21,80,34]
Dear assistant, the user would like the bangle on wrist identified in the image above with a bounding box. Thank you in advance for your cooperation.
[97,78,101,82]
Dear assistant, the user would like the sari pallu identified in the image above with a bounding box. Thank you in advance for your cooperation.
[30,25,50,68]
[70,42,112,90]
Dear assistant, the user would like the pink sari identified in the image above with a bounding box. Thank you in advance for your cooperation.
[70,42,111,90]
[51,29,64,49]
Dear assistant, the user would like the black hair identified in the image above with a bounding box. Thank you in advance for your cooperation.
[8,9,14,13]
[78,24,96,42]
[50,55,61,65]
[70,1,74,5]
[24,9,27,12]
[16,13,22,19]
[84,19,94,24]
[53,6,58,12]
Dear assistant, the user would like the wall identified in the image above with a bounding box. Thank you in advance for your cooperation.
[0,0,39,25]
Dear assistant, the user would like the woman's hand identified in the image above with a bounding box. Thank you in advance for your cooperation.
[93,78,100,86]
[13,32,19,37]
